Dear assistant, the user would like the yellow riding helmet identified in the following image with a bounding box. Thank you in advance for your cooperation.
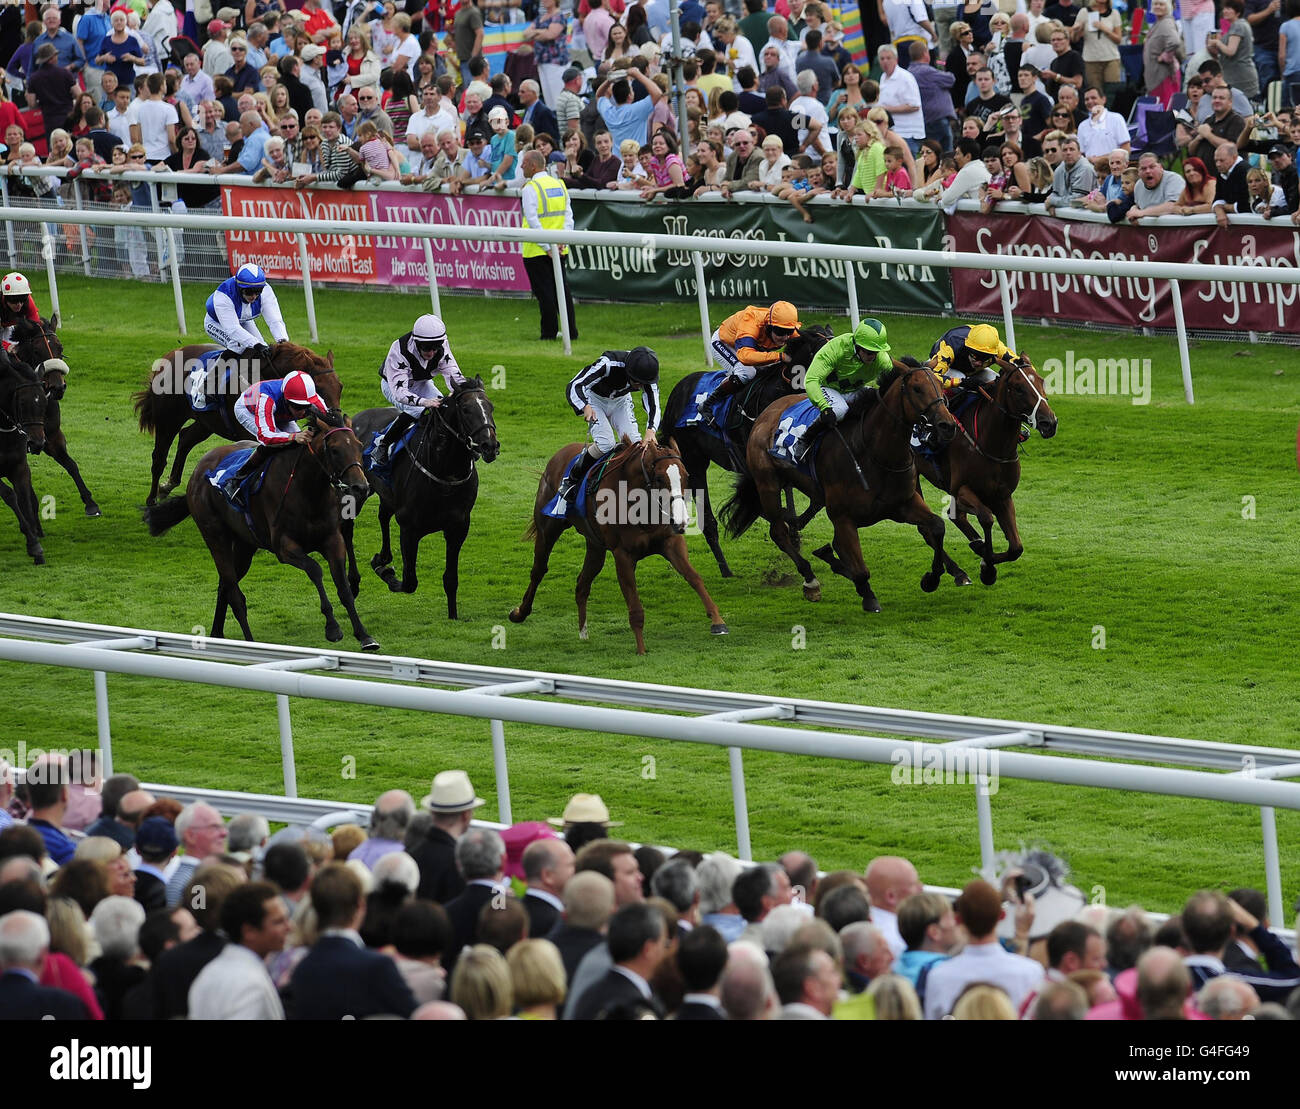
[766,301,800,332]
[964,324,1002,357]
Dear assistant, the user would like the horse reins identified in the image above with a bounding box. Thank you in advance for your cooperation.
[268,424,363,534]
[406,395,486,487]
[0,380,45,437]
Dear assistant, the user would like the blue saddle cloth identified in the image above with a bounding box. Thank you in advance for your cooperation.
[542,448,612,520]
[768,397,824,481]
[677,369,739,443]
[205,447,269,513]
[912,389,978,461]
[361,420,420,487]
[188,349,237,414]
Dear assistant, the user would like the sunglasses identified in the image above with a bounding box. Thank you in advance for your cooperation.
[231,46,246,52]
[1052,111,1070,117]
[281,122,297,129]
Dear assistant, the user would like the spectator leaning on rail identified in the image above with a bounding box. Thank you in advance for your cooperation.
[1043,134,1097,214]
[1212,142,1252,225]
[1126,151,1185,220]
[911,135,989,211]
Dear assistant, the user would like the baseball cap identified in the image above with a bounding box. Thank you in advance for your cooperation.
[207,18,228,34]
[548,150,566,164]
[216,6,240,21]
[488,106,509,122]
[136,816,179,855]
[301,44,326,61]
[1269,143,1290,157]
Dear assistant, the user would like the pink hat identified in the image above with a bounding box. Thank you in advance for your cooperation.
[207,18,229,34]
[500,821,557,881]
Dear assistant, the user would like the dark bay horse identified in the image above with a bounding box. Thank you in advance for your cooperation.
[0,353,47,564]
[722,365,959,612]
[134,342,343,506]
[347,377,500,618]
[914,355,1058,585]
[509,436,727,654]
[9,315,100,519]
[660,325,833,577]
[142,410,378,650]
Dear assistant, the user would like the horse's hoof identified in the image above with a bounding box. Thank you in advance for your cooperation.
[954,572,973,587]
[508,607,527,624]
[710,623,729,635]
[32,550,45,565]
[84,504,101,517]
[980,561,998,586]
[359,637,380,652]
[349,579,361,598]
[920,571,941,593]
[578,625,588,640]
[158,482,174,497]
[719,565,734,578]
[862,596,881,613]
[803,585,821,602]
[386,579,405,593]
[325,625,344,643]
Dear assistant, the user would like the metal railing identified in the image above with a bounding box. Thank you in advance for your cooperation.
[1,613,1297,925]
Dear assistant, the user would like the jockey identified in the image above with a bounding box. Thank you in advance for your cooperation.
[0,272,41,346]
[220,369,330,498]
[371,313,466,467]
[929,323,1015,392]
[697,301,801,426]
[557,346,661,508]
[793,318,894,463]
[204,264,290,356]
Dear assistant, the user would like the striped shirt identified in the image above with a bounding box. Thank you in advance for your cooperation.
[567,351,661,431]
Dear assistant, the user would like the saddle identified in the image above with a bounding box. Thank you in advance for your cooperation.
[361,420,420,486]
[188,349,247,414]
[543,448,614,521]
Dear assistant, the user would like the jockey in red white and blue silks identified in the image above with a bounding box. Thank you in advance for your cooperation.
[220,370,329,497]
[204,263,289,353]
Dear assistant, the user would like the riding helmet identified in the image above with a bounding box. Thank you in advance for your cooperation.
[765,301,800,332]
[2,272,31,298]
[282,370,319,406]
[235,263,267,291]
[964,324,1002,357]
[412,314,448,343]
[624,347,659,384]
[852,318,891,358]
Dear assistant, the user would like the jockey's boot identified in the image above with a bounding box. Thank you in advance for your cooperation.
[698,374,748,427]
[372,412,416,468]
[558,448,598,507]
[221,445,267,501]
[793,407,836,463]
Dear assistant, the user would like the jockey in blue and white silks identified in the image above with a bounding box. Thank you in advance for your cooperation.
[204,264,290,354]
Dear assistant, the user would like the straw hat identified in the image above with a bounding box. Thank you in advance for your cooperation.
[547,793,622,827]
[421,769,486,813]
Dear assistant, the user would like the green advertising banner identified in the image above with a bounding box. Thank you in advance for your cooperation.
[568,200,952,315]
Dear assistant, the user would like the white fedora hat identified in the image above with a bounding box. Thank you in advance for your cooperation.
[547,793,622,827]
[422,769,486,814]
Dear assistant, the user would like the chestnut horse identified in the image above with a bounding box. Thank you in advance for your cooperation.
[134,342,342,506]
[509,436,727,654]
[914,355,1058,585]
[722,365,959,612]
[142,410,378,650]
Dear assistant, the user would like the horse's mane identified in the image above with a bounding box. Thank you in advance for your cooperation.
[452,375,485,393]
[311,407,348,431]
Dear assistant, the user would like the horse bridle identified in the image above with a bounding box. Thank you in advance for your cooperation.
[17,322,66,389]
[309,423,367,489]
[404,390,493,487]
[0,379,45,437]
[987,357,1050,431]
[637,442,691,528]
[883,365,949,435]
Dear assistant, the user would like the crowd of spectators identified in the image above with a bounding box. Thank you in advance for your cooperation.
[0,0,1297,228]
[2,752,1298,1020]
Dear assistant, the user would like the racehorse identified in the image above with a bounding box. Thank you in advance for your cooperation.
[509,436,727,654]
[9,315,100,520]
[660,325,834,577]
[134,342,343,506]
[142,410,379,650]
[721,364,959,612]
[914,354,1057,585]
[347,377,500,618]
[0,352,48,564]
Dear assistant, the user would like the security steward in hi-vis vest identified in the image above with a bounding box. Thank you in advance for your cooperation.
[520,149,578,342]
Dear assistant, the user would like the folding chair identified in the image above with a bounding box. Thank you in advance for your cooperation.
[1142,110,1177,157]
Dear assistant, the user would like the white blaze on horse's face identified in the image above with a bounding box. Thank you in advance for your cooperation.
[1015,364,1050,430]
[665,461,688,531]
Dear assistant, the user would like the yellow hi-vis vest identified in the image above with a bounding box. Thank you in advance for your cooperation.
[522,172,570,259]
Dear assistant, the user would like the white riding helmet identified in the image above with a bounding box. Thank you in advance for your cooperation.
[412,314,447,342]
[2,272,31,298]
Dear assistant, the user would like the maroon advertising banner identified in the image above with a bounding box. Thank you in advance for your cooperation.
[948,213,1300,335]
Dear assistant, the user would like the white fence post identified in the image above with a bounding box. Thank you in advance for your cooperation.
[1168,279,1195,404]
[845,263,860,331]
[1,178,14,265]
[276,694,298,799]
[490,719,512,826]
[93,671,114,778]
[1261,806,1284,929]
[296,233,319,343]
[975,778,995,880]
[550,245,571,356]
[693,251,712,368]
[166,228,186,335]
[422,236,442,318]
[998,270,1017,352]
[727,746,752,861]
[39,224,59,319]
[71,178,91,277]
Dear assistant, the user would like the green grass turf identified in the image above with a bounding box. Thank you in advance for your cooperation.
[4,274,1299,911]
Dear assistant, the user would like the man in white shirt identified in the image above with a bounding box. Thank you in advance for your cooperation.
[188,881,290,1020]
[105,84,141,148]
[864,855,922,958]
[923,879,1044,1019]
[877,43,924,151]
[1075,86,1130,158]
[763,15,801,73]
[298,44,330,114]
[790,69,831,153]
[136,72,179,161]
[882,0,936,53]
[405,84,459,152]
[178,51,214,114]
[141,0,175,61]
[203,19,235,77]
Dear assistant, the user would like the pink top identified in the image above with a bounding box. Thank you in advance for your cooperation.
[884,166,912,189]
[649,152,684,187]
[360,138,391,171]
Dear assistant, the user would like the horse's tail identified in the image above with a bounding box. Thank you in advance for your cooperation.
[142,495,192,537]
[660,373,699,434]
[134,374,162,434]
[720,471,762,539]
[523,517,538,541]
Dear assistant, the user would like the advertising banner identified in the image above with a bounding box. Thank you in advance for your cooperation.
[948,212,1300,335]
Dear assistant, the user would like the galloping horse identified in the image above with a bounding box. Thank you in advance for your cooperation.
[510,437,727,654]
[142,410,378,650]
[348,378,500,618]
[0,353,48,564]
[914,355,1058,585]
[722,364,959,612]
[660,325,833,577]
[9,315,100,519]
[134,342,343,506]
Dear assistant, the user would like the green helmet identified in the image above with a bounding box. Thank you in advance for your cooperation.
[853,318,891,361]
